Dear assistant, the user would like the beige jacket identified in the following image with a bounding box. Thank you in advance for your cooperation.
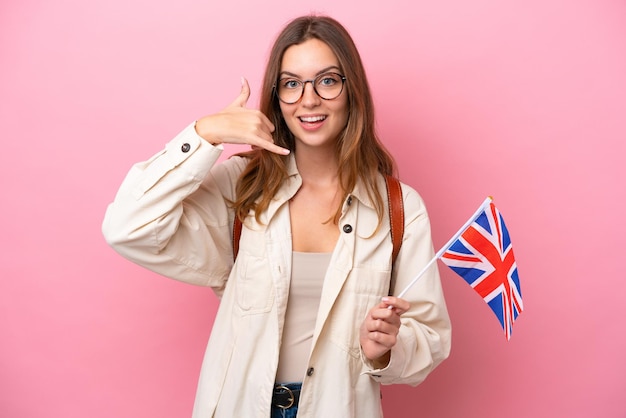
[102,123,451,418]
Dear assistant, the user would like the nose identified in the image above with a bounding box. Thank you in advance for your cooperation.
[300,81,320,107]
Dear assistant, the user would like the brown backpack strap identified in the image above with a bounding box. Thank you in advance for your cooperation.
[233,177,405,263]
[233,215,242,260]
[385,175,404,267]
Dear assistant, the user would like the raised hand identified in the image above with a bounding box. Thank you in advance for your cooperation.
[194,78,290,155]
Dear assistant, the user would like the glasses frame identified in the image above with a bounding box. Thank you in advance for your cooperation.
[275,72,347,104]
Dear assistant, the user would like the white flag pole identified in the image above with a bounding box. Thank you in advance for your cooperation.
[395,196,493,299]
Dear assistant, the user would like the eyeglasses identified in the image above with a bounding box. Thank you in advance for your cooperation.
[275,72,346,104]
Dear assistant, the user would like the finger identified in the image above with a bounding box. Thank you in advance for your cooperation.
[382,296,410,315]
[251,138,290,155]
[369,307,396,322]
[367,328,397,347]
[255,109,275,133]
[230,76,251,108]
[367,312,401,333]
[366,317,398,334]
[244,127,288,155]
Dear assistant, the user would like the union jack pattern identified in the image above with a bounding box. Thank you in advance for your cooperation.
[441,202,523,340]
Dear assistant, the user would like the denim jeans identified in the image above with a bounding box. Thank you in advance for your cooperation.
[270,404,298,418]
[270,382,301,418]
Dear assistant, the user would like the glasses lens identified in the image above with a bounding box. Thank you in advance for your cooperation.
[277,78,302,104]
[315,73,344,100]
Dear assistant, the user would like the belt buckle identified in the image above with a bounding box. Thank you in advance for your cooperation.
[276,385,295,409]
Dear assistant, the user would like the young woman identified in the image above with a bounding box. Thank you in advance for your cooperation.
[103,15,451,418]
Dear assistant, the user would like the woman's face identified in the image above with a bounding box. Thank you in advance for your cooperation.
[278,38,349,150]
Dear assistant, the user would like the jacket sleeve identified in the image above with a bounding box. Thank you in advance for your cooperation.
[362,185,452,386]
[102,122,246,293]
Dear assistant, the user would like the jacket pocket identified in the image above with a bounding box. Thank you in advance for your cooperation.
[234,255,275,314]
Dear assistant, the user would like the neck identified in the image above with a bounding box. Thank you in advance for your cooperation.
[294,144,339,185]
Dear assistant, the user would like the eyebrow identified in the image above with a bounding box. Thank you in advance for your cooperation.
[279,65,342,79]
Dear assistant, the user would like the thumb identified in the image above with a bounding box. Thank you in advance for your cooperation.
[230,76,251,108]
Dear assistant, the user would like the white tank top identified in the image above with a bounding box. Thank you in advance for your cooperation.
[275,251,331,383]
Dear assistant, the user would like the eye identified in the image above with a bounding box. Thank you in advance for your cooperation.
[317,74,340,87]
[280,78,301,89]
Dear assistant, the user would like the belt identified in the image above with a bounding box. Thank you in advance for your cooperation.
[272,383,301,409]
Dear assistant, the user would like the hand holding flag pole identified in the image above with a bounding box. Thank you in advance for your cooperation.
[395,196,523,340]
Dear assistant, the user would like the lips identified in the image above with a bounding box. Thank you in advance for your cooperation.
[296,114,327,132]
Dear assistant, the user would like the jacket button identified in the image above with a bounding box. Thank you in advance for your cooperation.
[181,143,191,153]
[343,224,353,233]
[307,367,315,376]
[347,196,353,206]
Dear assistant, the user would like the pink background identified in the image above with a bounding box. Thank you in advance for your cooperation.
[1,0,625,417]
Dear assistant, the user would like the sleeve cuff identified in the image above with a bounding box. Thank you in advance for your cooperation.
[132,122,223,199]
[360,339,408,384]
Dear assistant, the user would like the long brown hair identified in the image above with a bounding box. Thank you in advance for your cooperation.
[233,15,397,226]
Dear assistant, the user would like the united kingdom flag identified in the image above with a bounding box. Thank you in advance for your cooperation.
[440,201,523,340]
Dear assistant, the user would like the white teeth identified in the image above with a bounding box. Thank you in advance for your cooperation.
[299,115,326,122]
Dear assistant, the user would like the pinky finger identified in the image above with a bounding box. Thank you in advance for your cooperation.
[253,138,290,155]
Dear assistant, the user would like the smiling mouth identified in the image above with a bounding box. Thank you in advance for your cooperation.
[298,115,327,123]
